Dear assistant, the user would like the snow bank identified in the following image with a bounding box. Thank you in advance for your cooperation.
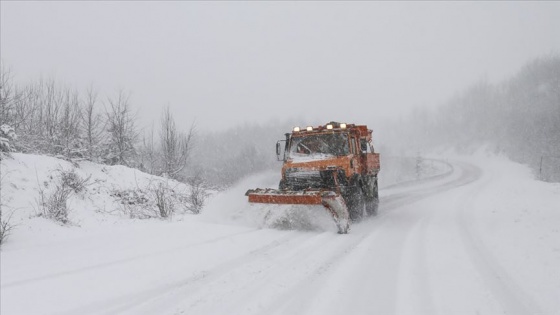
[463,153,560,312]
[1,153,192,247]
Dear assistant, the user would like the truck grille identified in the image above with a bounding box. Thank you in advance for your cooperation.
[285,168,329,189]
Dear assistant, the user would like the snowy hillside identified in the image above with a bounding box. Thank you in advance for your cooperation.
[1,153,203,246]
[1,152,560,314]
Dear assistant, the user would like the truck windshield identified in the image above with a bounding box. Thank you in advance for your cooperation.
[288,133,349,161]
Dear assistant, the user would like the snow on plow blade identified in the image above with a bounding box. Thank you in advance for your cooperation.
[245,188,350,234]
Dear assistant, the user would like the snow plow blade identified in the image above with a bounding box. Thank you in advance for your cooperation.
[245,188,350,234]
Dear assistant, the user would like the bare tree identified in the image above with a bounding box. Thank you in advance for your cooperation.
[82,86,104,162]
[159,105,195,180]
[0,64,19,156]
[0,63,18,127]
[139,123,159,175]
[57,89,83,160]
[13,83,40,150]
[12,78,65,155]
[43,79,63,149]
[104,90,138,166]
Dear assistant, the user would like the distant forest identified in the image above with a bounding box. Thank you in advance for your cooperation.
[382,54,560,182]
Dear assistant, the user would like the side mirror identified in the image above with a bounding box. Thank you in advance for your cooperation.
[276,142,281,156]
[276,140,286,161]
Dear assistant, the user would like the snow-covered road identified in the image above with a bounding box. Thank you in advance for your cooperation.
[2,157,559,315]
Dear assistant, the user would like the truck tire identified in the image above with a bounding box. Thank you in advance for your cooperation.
[365,196,379,216]
[347,186,365,222]
[365,180,379,216]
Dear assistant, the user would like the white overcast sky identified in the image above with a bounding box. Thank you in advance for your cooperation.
[1,1,559,131]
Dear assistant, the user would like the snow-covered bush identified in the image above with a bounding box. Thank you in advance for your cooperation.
[111,189,150,206]
[59,168,91,194]
[0,124,17,158]
[0,208,15,245]
[0,167,15,245]
[112,186,176,219]
[185,173,209,214]
[111,178,204,219]
[37,168,90,224]
[153,182,174,218]
[38,180,72,224]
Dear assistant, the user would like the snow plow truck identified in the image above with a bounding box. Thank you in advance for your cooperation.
[246,122,380,234]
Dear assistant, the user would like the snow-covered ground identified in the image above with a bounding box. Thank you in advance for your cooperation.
[1,152,559,314]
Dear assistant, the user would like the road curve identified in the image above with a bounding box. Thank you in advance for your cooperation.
[102,160,488,315]
[3,160,539,315]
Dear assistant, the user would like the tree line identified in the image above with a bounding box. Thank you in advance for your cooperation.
[0,63,194,182]
[383,54,560,181]
[0,63,295,188]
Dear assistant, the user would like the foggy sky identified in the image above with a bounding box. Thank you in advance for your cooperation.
[2,1,559,132]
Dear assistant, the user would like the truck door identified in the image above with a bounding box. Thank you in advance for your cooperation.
[361,139,380,175]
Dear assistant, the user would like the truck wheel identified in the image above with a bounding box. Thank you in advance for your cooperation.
[366,180,379,216]
[365,180,379,216]
[365,197,379,216]
[347,187,365,222]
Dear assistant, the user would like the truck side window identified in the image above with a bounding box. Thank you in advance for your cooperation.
[360,139,368,153]
[360,139,375,154]
[352,137,359,154]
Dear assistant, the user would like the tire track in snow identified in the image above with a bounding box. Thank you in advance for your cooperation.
[55,231,310,315]
[87,216,395,315]
[455,166,543,315]
[265,191,451,315]
[79,161,470,315]
[387,161,482,315]
[256,160,480,315]
[258,193,454,315]
[49,159,477,315]
[162,231,353,315]
[2,229,259,289]
[127,160,480,315]
[260,220,398,315]
[394,215,438,315]
[381,161,479,213]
